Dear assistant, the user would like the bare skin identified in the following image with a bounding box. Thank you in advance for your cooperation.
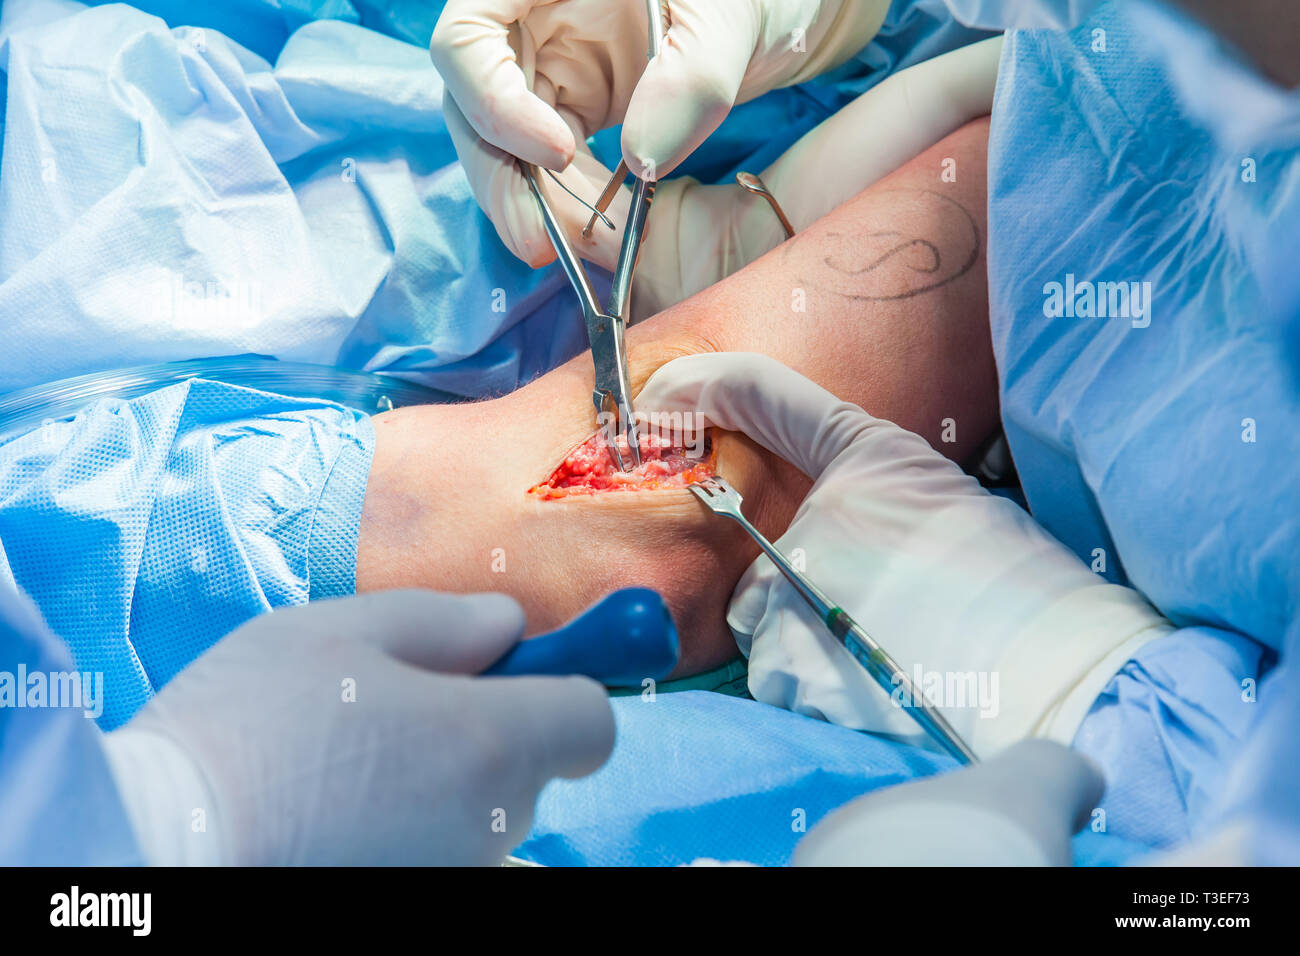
[357,118,997,676]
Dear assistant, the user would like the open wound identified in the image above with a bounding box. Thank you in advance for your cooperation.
[529,431,715,499]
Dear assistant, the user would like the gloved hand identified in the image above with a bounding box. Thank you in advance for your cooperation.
[795,741,1104,866]
[102,591,614,865]
[429,0,890,269]
[637,353,1173,757]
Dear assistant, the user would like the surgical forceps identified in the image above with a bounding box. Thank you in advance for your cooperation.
[518,1,668,472]
[522,161,645,471]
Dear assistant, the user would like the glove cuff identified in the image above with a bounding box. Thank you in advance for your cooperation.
[974,584,1175,756]
[102,727,227,866]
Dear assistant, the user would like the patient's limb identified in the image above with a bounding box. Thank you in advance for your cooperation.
[357,118,997,675]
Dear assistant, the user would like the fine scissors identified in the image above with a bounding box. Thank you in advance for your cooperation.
[518,1,668,472]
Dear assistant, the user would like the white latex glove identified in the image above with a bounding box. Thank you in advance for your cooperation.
[796,741,1104,866]
[429,0,890,268]
[102,591,614,865]
[638,354,1173,757]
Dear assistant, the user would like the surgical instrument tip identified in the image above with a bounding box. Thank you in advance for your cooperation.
[595,393,630,472]
[735,171,795,240]
[624,414,643,468]
[582,161,629,239]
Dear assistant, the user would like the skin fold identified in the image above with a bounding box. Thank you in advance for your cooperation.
[356,117,997,676]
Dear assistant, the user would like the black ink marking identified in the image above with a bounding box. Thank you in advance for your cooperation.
[785,189,980,302]
[825,232,942,277]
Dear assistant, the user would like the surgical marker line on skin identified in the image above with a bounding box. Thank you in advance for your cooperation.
[782,188,981,302]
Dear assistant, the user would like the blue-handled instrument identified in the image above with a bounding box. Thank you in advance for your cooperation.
[484,587,679,687]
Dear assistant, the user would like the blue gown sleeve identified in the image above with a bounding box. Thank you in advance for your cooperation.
[986,2,1299,851]
[1072,626,1268,851]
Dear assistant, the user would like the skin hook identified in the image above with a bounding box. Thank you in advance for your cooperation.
[735,171,796,239]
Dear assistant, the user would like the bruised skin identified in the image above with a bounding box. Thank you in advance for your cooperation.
[356,118,997,676]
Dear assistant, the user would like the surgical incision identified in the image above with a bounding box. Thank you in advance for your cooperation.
[530,430,716,498]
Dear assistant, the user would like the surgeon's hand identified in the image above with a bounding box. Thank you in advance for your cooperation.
[429,0,889,267]
[638,354,1173,757]
[102,591,614,865]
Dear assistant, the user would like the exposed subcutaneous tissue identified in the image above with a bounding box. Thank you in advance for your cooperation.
[530,431,715,498]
